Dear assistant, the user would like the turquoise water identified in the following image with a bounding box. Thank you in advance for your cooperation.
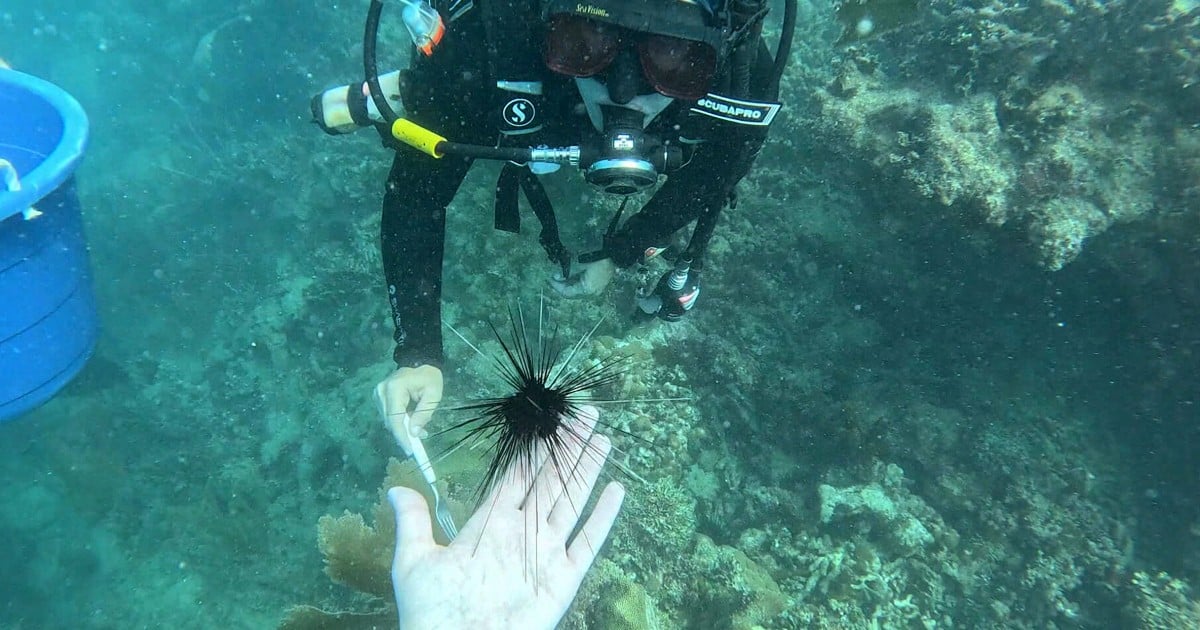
[2,1,1198,628]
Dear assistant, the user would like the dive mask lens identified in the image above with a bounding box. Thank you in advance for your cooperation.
[638,35,717,100]
[544,14,622,77]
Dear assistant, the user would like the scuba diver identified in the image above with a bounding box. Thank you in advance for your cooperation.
[312,0,795,442]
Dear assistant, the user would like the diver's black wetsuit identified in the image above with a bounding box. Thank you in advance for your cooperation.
[382,4,777,368]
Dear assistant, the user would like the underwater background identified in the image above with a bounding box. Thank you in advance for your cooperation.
[1,0,1197,627]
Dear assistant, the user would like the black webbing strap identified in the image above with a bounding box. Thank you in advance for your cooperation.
[481,3,568,277]
[494,164,522,233]
[493,163,572,279]
[579,197,629,264]
[521,170,572,279]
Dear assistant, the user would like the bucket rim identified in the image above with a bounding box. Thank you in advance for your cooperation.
[0,68,90,223]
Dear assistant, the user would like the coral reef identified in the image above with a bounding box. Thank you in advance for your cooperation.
[2,2,1197,629]
[689,534,790,629]
[316,511,393,600]
[565,559,662,630]
[280,458,417,628]
[802,0,1198,269]
[588,573,657,630]
[1124,571,1200,628]
[818,464,942,557]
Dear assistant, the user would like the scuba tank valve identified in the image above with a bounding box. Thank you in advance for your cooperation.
[311,70,403,135]
[311,0,438,134]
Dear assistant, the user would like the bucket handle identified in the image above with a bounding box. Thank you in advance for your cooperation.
[0,159,19,192]
[0,159,43,220]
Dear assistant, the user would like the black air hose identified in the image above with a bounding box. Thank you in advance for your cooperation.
[765,0,797,100]
[364,0,400,125]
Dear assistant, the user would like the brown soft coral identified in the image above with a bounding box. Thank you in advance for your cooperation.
[316,510,393,599]
[279,458,422,629]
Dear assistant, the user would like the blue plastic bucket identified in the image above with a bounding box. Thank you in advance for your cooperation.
[0,68,94,423]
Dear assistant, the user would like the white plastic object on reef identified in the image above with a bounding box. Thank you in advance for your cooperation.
[856,15,875,38]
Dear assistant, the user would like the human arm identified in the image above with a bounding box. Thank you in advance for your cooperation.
[546,126,766,302]
[604,124,769,271]
[546,119,767,301]
[388,405,625,630]
[380,4,494,371]
[377,131,471,440]
[376,6,495,436]
[380,149,468,371]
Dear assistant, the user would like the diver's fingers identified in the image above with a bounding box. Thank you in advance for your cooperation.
[547,431,611,534]
[389,486,436,577]
[408,379,442,435]
[376,379,412,425]
[377,380,414,453]
[566,481,625,573]
[532,408,600,522]
[547,275,578,297]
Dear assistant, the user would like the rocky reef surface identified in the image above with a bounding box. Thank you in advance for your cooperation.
[0,1,1197,629]
[282,2,1200,628]
[803,0,1199,271]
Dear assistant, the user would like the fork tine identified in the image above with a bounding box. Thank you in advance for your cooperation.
[439,505,458,539]
[438,513,457,539]
[440,516,457,539]
[431,487,458,541]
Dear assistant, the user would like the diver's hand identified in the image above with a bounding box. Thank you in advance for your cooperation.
[549,258,616,298]
[374,365,443,454]
[388,406,625,630]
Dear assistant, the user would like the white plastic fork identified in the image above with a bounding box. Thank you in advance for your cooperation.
[401,414,458,542]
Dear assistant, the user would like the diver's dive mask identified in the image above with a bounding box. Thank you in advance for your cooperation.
[541,0,727,193]
[540,0,728,98]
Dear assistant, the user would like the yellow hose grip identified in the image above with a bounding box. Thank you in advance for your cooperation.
[391,119,446,158]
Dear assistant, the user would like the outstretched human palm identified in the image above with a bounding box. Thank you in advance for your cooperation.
[388,406,625,629]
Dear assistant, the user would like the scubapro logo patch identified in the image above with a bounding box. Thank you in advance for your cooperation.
[503,98,536,127]
[691,94,781,126]
[698,98,763,120]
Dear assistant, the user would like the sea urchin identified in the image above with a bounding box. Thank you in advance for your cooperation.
[440,304,627,504]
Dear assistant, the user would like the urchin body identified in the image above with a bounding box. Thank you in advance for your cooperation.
[442,309,624,503]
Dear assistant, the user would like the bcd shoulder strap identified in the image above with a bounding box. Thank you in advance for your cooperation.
[482,1,571,277]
